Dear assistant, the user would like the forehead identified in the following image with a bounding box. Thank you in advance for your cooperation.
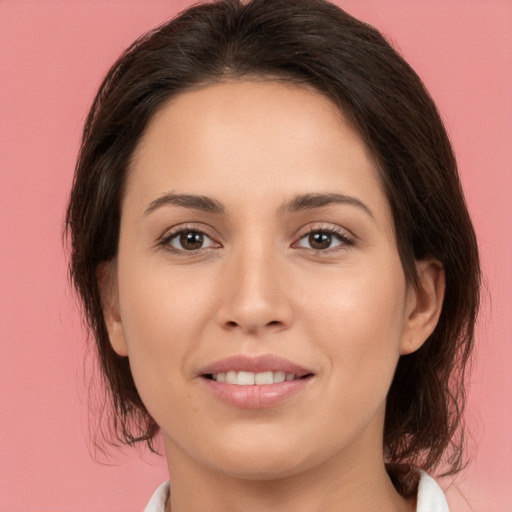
[133,79,354,165]
[126,80,392,231]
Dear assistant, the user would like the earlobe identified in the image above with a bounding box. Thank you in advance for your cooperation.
[96,261,129,357]
[400,259,445,355]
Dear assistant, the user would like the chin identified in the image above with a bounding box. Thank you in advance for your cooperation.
[201,434,319,481]
[215,455,308,481]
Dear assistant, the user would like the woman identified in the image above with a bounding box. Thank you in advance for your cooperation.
[65,0,480,510]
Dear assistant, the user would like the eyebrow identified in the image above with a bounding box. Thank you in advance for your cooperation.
[144,193,226,215]
[144,191,373,219]
[279,193,374,219]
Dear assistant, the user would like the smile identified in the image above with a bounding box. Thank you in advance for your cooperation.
[198,355,314,409]
[207,370,304,385]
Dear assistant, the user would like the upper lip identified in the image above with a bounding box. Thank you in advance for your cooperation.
[198,354,313,377]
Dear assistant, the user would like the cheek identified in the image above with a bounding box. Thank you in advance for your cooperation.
[115,255,215,417]
[118,249,214,344]
[301,257,407,413]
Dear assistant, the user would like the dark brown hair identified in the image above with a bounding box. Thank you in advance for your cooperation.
[66,0,480,483]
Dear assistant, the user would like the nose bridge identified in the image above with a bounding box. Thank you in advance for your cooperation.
[218,234,292,334]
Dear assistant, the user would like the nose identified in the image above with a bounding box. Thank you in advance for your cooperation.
[216,242,294,336]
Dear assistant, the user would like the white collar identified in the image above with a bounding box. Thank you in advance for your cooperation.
[144,481,170,512]
[416,470,450,512]
[144,470,450,512]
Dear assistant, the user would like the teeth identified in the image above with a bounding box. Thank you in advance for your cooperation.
[211,371,300,385]
[255,371,273,385]
[273,371,286,383]
[237,371,255,385]
[226,371,237,384]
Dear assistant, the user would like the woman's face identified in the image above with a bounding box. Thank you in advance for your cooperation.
[106,80,428,479]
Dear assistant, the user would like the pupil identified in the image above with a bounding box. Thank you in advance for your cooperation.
[309,232,331,250]
[180,231,203,250]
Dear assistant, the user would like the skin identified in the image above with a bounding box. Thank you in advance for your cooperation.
[102,80,445,512]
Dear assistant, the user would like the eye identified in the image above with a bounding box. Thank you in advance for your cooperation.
[162,229,220,252]
[295,228,352,251]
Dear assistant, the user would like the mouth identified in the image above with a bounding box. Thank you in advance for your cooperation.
[198,354,314,409]
[203,370,313,385]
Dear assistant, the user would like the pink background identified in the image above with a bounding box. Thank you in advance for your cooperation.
[0,1,511,511]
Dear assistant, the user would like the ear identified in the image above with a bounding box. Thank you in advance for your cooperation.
[96,261,129,357]
[400,259,445,355]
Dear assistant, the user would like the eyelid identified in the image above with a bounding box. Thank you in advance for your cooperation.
[292,224,355,251]
[155,222,354,254]
[157,223,222,252]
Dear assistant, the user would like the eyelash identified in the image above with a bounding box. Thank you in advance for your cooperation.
[158,225,354,255]
[158,225,219,254]
[294,226,354,253]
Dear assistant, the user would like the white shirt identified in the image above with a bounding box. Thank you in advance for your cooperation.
[144,470,449,512]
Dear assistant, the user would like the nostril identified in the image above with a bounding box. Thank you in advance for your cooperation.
[222,318,286,334]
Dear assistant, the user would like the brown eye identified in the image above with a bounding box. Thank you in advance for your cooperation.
[295,229,351,251]
[166,230,218,252]
[179,231,204,250]
[308,232,333,250]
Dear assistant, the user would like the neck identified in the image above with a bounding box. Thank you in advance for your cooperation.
[163,436,415,512]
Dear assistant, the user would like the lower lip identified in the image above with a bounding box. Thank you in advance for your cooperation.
[201,377,312,409]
